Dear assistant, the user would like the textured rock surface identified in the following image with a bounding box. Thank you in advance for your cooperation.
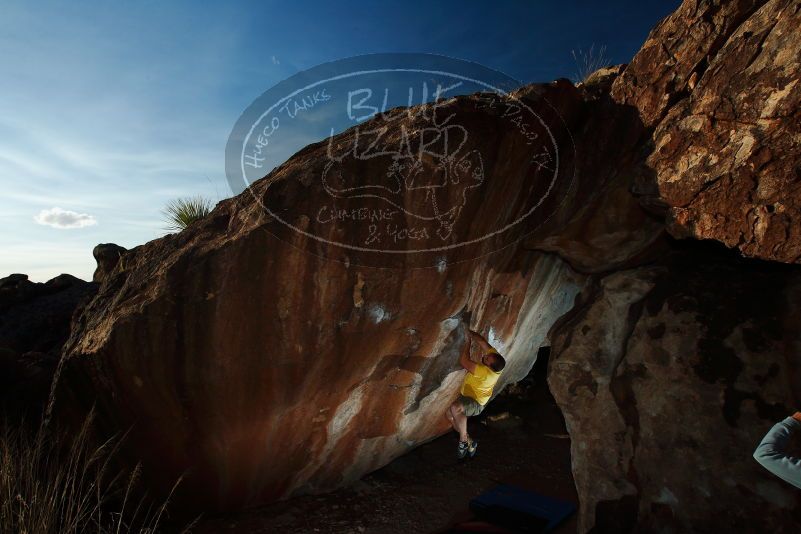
[548,246,801,532]
[580,64,626,98]
[614,0,801,263]
[612,0,768,128]
[92,243,127,283]
[63,244,585,510]
[57,57,674,510]
[520,78,666,273]
[51,0,801,525]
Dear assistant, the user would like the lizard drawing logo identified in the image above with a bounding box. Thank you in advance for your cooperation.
[321,121,485,241]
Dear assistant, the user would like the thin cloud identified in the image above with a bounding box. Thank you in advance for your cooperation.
[271,55,280,65]
[34,207,98,229]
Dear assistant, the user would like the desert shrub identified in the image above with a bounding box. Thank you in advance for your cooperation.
[571,44,609,83]
[162,196,214,232]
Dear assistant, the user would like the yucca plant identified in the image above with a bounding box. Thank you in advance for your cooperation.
[162,196,214,232]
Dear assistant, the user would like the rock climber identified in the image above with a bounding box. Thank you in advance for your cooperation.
[753,411,801,489]
[445,327,506,459]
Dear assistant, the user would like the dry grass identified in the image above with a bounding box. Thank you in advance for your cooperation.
[0,411,190,534]
[571,44,609,84]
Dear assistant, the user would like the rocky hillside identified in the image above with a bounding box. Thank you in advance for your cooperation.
[0,273,97,419]
[45,0,800,531]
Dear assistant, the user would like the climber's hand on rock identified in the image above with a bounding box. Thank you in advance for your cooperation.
[468,329,492,354]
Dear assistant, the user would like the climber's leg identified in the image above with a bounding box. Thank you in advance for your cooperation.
[451,402,469,443]
[446,401,462,435]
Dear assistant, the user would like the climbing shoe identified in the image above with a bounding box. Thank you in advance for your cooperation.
[457,440,469,459]
[468,439,478,458]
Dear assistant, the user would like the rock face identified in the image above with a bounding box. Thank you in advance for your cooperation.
[613,0,801,263]
[519,78,666,273]
[59,70,663,510]
[63,243,586,509]
[56,97,602,510]
[0,273,97,417]
[92,243,127,283]
[548,246,801,532]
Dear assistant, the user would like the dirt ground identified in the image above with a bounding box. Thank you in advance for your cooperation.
[192,354,578,533]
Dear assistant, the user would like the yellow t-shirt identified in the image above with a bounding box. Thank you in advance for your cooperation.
[460,360,501,405]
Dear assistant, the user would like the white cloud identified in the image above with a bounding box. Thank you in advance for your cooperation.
[271,55,280,65]
[34,207,98,229]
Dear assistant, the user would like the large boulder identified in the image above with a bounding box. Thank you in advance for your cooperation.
[63,244,586,509]
[614,0,801,263]
[548,245,801,532]
[611,0,768,128]
[59,74,661,511]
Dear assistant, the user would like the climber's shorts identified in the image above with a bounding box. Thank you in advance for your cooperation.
[459,395,485,417]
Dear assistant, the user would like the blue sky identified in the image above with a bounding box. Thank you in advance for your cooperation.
[0,0,678,281]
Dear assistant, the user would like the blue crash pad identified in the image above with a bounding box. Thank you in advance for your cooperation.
[469,484,576,533]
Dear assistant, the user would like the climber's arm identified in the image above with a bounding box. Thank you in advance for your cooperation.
[468,329,495,355]
[753,412,801,489]
[459,336,477,374]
